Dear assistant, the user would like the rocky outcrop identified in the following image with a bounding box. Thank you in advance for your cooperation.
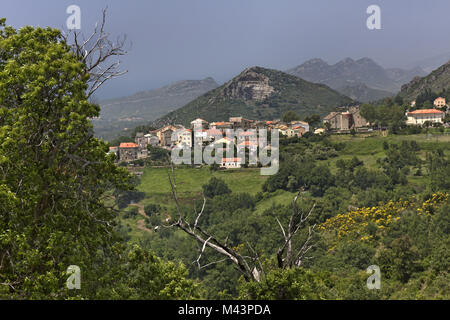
[220,67,274,101]
[152,65,353,128]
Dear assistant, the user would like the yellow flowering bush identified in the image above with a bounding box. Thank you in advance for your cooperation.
[318,193,448,243]
[417,192,448,215]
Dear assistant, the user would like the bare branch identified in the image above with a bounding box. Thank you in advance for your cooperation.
[194,236,212,269]
[194,196,207,230]
[62,7,129,99]
[166,168,317,282]
[166,165,258,281]
[276,192,316,269]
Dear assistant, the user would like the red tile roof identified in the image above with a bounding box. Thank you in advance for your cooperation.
[408,109,444,115]
[239,131,257,136]
[238,141,258,146]
[119,143,138,148]
[222,158,241,162]
[206,129,223,135]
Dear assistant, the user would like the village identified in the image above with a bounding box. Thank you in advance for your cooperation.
[109,98,448,167]
[109,115,310,168]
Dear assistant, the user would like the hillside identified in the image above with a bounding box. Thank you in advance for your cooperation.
[152,66,353,127]
[121,132,450,299]
[93,77,219,140]
[337,83,394,102]
[286,57,426,101]
[399,60,450,101]
[404,51,450,73]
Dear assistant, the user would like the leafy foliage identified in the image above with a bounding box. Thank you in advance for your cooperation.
[0,21,198,299]
[202,177,232,198]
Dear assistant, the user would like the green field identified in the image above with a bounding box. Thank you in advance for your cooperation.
[138,167,266,196]
[121,132,450,240]
[326,133,450,173]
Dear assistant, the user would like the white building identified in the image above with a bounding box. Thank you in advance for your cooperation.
[434,97,446,108]
[173,128,192,147]
[190,118,209,130]
[406,109,444,125]
[290,121,310,133]
[221,157,242,169]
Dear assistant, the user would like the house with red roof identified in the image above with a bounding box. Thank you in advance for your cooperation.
[237,140,258,148]
[190,118,209,130]
[205,128,223,141]
[221,157,242,169]
[173,128,192,147]
[229,117,253,129]
[406,109,445,125]
[119,142,139,161]
[210,121,233,130]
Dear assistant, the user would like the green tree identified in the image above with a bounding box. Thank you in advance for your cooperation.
[377,235,421,283]
[303,114,321,128]
[202,177,232,198]
[238,267,334,300]
[282,110,300,123]
[144,203,162,216]
[0,19,197,299]
[360,104,377,125]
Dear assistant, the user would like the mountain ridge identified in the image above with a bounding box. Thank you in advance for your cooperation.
[152,66,354,128]
[286,57,426,102]
[399,59,450,101]
[93,77,219,139]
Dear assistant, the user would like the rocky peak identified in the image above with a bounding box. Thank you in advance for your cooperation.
[338,57,355,65]
[303,58,329,67]
[220,67,274,101]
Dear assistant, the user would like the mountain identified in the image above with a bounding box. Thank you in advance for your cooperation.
[404,52,450,74]
[152,66,353,127]
[93,77,219,140]
[385,67,427,86]
[285,57,426,101]
[337,83,394,102]
[399,60,450,101]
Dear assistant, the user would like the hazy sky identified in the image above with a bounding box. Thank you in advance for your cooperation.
[2,0,450,99]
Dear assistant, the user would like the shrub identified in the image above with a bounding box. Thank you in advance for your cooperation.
[144,203,161,216]
[202,177,232,198]
[124,206,139,219]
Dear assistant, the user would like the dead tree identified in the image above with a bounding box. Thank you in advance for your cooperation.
[166,165,316,282]
[276,193,316,268]
[61,7,129,99]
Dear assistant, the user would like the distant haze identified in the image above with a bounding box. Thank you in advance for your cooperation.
[3,0,450,99]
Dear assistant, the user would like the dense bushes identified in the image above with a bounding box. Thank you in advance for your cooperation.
[202,177,232,198]
[124,206,139,219]
[134,133,449,300]
[117,190,146,209]
[263,158,333,196]
[144,203,161,216]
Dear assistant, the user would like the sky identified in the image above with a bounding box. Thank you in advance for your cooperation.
[2,0,450,99]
